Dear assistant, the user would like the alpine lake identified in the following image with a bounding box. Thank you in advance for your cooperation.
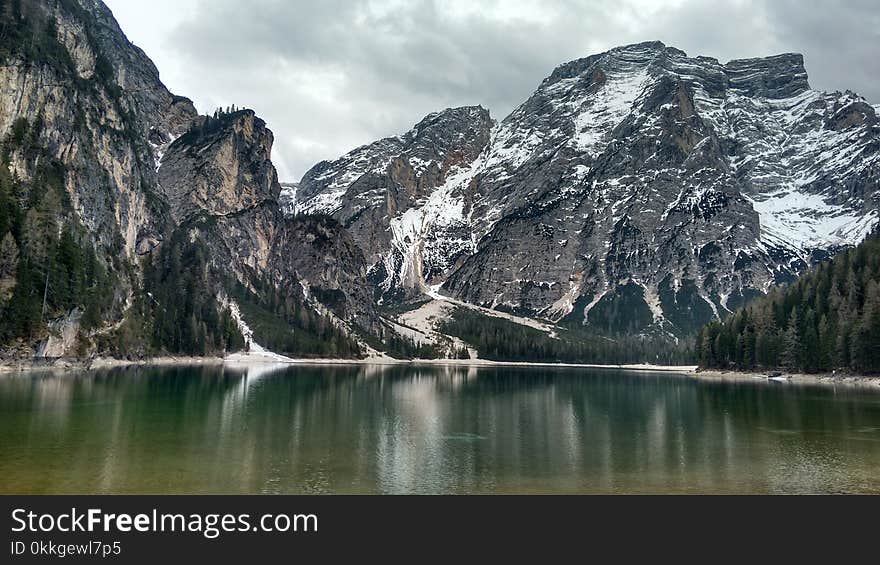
[2,363,880,494]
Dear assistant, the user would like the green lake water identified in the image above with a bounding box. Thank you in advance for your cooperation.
[2,364,880,494]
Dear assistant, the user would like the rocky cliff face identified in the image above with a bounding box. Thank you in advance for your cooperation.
[159,110,380,335]
[297,106,494,299]
[0,0,377,357]
[158,111,279,223]
[296,41,880,336]
[0,0,198,354]
[280,215,378,332]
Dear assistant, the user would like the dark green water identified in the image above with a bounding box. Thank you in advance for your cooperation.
[2,364,880,494]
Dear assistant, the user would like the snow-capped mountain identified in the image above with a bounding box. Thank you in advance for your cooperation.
[293,41,879,336]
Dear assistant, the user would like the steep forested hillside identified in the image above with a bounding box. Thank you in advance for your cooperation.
[697,231,880,374]
[0,2,380,361]
[0,0,198,357]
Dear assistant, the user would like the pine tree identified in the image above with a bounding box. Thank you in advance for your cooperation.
[817,315,833,371]
[0,231,18,280]
[852,281,880,373]
[781,311,802,370]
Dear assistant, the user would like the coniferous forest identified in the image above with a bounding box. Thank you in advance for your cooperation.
[697,230,880,374]
[229,277,364,359]
[441,307,695,365]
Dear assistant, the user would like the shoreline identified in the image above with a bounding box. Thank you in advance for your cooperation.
[0,356,225,374]
[2,354,878,389]
[0,353,699,375]
[224,352,698,373]
[694,368,880,389]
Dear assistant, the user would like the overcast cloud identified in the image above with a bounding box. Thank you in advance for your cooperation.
[104,0,880,181]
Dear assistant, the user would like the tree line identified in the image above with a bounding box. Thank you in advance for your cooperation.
[697,230,880,374]
[440,307,695,365]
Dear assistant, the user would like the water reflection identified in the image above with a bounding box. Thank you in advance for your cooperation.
[1,365,880,493]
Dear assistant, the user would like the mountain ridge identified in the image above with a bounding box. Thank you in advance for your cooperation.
[1,5,877,363]
[295,40,879,338]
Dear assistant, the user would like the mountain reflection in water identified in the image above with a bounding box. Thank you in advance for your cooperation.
[1,364,880,494]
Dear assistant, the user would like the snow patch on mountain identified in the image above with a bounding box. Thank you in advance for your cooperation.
[279,182,298,215]
[570,68,653,155]
[227,300,267,354]
[688,71,880,255]
[150,132,181,174]
[386,161,481,290]
[747,191,878,251]
[298,138,403,215]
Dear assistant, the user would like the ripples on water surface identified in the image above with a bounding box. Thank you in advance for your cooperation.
[2,364,880,494]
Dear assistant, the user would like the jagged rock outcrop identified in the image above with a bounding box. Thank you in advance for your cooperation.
[158,111,279,223]
[279,215,377,331]
[296,41,880,336]
[158,110,381,335]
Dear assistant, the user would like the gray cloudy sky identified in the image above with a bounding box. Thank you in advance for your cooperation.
[103,0,880,181]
